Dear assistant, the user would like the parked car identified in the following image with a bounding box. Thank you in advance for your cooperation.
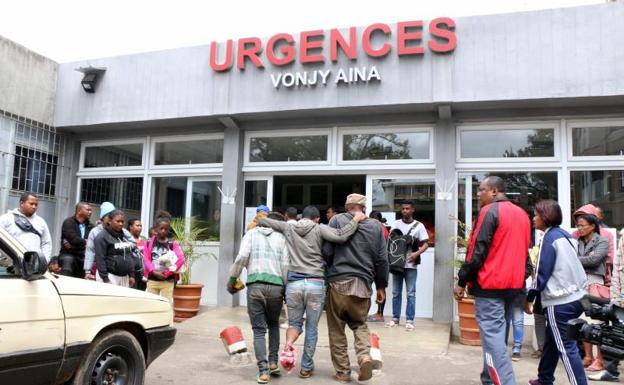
[0,227,176,385]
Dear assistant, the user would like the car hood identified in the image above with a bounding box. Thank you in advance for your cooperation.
[49,273,168,302]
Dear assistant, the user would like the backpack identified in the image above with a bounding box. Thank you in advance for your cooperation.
[387,221,420,276]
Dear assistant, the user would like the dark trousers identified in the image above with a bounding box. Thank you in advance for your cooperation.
[246,283,283,373]
[538,301,587,385]
[58,253,84,278]
[604,357,620,377]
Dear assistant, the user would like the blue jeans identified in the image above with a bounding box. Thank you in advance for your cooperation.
[246,283,284,373]
[285,278,325,371]
[505,300,524,352]
[391,269,417,322]
[475,296,516,385]
[537,302,587,385]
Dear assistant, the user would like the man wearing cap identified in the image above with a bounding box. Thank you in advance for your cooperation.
[259,205,366,378]
[83,202,116,280]
[59,202,94,277]
[322,193,389,383]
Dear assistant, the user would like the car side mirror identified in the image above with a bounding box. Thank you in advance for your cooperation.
[21,251,48,281]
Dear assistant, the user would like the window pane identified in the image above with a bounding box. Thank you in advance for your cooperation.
[80,178,143,223]
[154,139,224,165]
[244,180,268,207]
[151,177,222,241]
[460,129,554,158]
[12,146,58,196]
[152,177,187,220]
[84,144,142,168]
[458,172,558,243]
[191,181,222,241]
[343,132,429,160]
[572,126,624,157]
[372,179,435,246]
[570,170,624,229]
[249,136,328,162]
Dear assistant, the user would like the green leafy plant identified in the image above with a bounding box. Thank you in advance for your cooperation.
[169,217,216,285]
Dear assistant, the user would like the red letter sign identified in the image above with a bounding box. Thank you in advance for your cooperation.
[397,21,424,56]
[237,37,264,70]
[267,33,295,66]
[428,17,457,53]
[210,40,233,72]
[362,23,392,57]
[299,30,325,64]
[330,27,357,62]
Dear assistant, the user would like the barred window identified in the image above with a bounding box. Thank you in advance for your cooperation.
[11,123,64,198]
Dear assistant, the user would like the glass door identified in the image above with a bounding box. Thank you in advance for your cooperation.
[366,175,435,318]
[185,177,222,241]
[243,176,273,230]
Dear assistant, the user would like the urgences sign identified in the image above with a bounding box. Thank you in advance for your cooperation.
[210,18,457,72]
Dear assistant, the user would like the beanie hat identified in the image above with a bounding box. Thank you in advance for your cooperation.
[99,202,115,219]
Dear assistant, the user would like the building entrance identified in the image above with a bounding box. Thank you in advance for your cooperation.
[273,175,365,222]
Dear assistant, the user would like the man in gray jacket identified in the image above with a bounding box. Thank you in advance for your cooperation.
[322,193,389,383]
[259,206,365,378]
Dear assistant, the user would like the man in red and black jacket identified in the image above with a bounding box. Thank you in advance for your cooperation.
[454,176,530,385]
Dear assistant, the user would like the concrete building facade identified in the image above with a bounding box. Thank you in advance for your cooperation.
[1,3,624,323]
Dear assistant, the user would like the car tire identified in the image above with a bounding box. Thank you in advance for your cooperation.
[71,330,145,385]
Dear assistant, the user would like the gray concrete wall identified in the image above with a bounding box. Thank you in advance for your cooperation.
[54,3,624,128]
[0,36,58,125]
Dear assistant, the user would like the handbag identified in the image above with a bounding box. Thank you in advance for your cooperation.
[588,282,610,299]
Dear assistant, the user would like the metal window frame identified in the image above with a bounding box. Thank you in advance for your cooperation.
[244,128,333,167]
[456,121,561,163]
[79,138,147,172]
[150,133,225,169]
[566,118,624,161]
[337,125,434,165]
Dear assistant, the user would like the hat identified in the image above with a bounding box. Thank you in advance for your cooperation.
[345,193,366,207]
[99,202,115,219]
[256,204,270,213]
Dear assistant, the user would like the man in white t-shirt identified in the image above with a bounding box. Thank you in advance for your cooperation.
[385,200,429,331]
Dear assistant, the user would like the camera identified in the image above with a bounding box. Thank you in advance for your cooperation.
[567,296,624,360]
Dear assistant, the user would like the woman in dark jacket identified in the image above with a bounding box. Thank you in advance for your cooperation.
[94,210,139,287]
[575,213,609,371]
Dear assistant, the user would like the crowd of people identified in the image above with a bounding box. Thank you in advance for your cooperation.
[0,192,185,303]
[455,176,624,385]
[3,175,624,385]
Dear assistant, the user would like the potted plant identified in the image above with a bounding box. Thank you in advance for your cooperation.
[450,216,481,346]
[170,217,216,322]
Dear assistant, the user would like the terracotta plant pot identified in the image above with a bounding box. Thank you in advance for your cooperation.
[457,297,481,346]
[173,283,204,322]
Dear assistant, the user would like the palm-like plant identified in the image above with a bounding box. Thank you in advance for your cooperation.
[169,217,216,285]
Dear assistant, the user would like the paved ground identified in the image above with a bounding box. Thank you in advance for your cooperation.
[147,307,574,385]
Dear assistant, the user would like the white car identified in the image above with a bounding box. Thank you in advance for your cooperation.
[0,227,176,385]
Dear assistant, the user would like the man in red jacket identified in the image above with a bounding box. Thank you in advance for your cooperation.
[454,176,530,385]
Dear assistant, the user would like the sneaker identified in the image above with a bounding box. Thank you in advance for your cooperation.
[358,357,373,381]
[405,322,415,331]
[385,319,399,328]
[299,369,313,379]
[257,372,270,384]
[269,363,281,376]
[333,372,352,383]
[511,351,521,361]
[527,379,544,385]
[588,370,620,382]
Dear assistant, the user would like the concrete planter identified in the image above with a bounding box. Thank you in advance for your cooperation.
[173,283,204,322]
